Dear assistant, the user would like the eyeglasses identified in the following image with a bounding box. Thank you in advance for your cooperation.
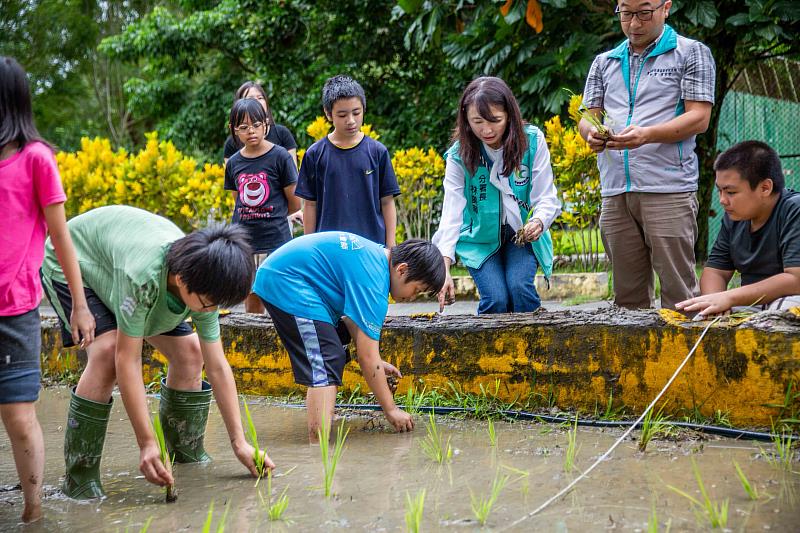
[234,121,265,133]
[197,294,217,311]
[615,0,666,22]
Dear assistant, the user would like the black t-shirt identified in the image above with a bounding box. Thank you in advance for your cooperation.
[706,189,800,285]
[224,124,297,160]
[224,145,298,254]
[295,135,400,245]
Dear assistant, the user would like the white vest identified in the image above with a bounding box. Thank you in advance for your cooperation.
[595,25,704,197]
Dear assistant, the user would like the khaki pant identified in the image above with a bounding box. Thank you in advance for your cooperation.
[600,192,699,310]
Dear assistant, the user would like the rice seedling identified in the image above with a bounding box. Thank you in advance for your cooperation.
[258,470,290,521]
[733,460,760,500]
[403,381,429,415]
[201,500,230,533]
[318,414,350,498]
[241,396,266,486]
[563,414,580,473]
[151,413,176,503]
[565,88,614,137]
[470,472,510,526]
[139,517,153,533]
[596,390,624,421]
[647,498,671,532]
[404,488,425,533]
[638,403,674,452]
[760,428,796,471]
[419,412,452,464]
[487,418,497,447]
[500,464,530,497]
[667,458,728,528]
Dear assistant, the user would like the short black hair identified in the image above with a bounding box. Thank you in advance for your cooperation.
[0,56,49,150]
[322,75,366,114]
[166,224,254,307]
[229,98,268,141]
[714,140,784,193]
[390,239,446,294]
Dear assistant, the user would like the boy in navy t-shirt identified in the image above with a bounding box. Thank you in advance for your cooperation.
[252,232,445,441]
[296,75,400,246]
[677,141,800,318]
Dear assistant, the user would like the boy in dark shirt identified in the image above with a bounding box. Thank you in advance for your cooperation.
[296,75,400,246]
[677,141,800,317]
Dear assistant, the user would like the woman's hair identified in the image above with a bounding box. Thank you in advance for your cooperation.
[454,77,526,176]
[228,98,268,142]
[234,81,274,127]
[0,56,48,150]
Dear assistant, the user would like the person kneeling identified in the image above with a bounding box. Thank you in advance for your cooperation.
[253,232,445,441]
[41,205,272,499]
[677,141,800,318]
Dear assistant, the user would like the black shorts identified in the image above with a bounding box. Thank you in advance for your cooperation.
[263,300,351,387]
[41,277,193,347]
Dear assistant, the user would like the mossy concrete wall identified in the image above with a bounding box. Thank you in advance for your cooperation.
[40,308,800,427]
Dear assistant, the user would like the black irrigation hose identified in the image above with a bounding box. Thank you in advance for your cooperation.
[300,402,797,443]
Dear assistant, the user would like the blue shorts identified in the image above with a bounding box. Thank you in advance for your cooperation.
[0,308,42,403]
[262,300,351,387]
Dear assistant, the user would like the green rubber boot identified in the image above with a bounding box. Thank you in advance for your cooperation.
[159,378,213,463]
[62,388,112,499]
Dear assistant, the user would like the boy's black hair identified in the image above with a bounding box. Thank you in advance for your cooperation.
[714,140,784,193]
[229,98,268,142]
[166,224,254,308]
[322,75,366,114]
[390,239,446,294]
[0,56,49,150]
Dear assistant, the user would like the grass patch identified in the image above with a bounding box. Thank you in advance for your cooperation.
[638,403,674,452]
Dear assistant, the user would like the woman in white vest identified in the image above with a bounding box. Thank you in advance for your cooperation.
[433,77,561,314]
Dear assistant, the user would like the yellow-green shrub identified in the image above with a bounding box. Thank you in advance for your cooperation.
[392,147,444,242]
[57,132,233,231]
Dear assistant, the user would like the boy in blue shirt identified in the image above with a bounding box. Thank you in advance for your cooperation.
[296,75,400,247]
[253,232,445,441]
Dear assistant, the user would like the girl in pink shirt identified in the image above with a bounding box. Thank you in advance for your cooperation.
[0,56,95,524]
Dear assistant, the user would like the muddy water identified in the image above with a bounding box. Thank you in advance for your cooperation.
[1,388,798,532]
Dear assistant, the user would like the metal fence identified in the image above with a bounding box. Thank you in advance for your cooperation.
[708,58,800,249]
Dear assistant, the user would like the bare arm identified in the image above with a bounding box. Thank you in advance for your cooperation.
[288,148,298,167]
[115,332,172,486]
[699,267,734,295]
[346,321,413,432]
[43,202,95,346]
[381,195,397,248]
[284,183,301,213]
[677,267,800,316]
[303,199,317,235]
[607,101,712,150]
[200,339,273,475]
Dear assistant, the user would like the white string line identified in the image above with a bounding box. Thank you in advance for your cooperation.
[502,316,722,530]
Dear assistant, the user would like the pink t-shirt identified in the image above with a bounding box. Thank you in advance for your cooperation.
[0,141,66,315]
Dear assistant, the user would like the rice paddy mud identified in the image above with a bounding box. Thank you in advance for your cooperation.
[1,388,798,532]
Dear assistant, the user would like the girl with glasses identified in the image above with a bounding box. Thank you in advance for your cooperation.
[224,98,301,313]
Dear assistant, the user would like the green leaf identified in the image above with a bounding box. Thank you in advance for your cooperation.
[683,0,719,28]
[397,0,424,15]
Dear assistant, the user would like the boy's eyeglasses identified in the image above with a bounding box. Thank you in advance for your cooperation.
[615,0,665,21]
[198,294,217,311]
[234,121,265,133]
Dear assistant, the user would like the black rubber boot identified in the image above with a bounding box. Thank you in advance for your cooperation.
[62,388,112,499]
[159,378,213,463]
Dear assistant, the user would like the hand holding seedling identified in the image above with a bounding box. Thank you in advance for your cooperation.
[520,218,544,243]
[606,125,650,150]
[386,407,414,432]
[585,126,610,153]
[70,305,96,348]
[233,440,275,478]
[139,440,174,487]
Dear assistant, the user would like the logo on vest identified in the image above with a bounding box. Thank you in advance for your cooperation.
[513,164,531,187]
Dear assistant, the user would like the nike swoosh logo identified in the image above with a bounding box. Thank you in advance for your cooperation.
[365,169,374,175]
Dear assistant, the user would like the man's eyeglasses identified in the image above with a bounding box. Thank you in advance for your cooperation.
[198,294,217,311]
[615,0,666,22]
[234,121,265,133]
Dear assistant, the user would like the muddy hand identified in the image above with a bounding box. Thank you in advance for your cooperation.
[139,442,173,486]
[438,274,455,312]
[386,407,414,432]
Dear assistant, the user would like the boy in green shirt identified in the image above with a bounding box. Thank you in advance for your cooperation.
[41,205,272,498]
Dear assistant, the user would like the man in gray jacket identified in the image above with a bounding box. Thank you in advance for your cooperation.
[578,0,715,309]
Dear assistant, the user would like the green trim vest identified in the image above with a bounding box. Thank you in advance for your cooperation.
[446,125,554,278]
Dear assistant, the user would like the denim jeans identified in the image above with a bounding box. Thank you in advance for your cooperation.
[467,225,541,314]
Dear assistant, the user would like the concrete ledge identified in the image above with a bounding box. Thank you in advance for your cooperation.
[40,308,800,427]
[451,272,609,301]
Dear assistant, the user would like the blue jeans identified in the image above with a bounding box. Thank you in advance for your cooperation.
[467,225,541,314]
